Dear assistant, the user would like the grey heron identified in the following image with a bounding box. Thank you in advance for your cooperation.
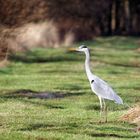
[70,45,123,122]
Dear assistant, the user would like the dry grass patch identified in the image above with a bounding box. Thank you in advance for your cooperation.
[120,104,140,132]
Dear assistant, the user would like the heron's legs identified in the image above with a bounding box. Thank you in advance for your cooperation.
[98,96,103,122]
[98,97,108,123]
[102,99,107,123]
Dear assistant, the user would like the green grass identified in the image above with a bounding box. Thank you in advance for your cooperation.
[0,36,140,140]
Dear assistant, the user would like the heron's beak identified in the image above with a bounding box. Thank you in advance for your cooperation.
[67,47,78,52]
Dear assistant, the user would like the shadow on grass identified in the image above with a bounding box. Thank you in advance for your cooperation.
[0,89,85,109]
[85,102,128,111]
[20,122,78,132]
[85,104,100,111]
[9,50,83,63]
[109,62,140,68]
[89,132,139,139]
[88,123,139,138]
[19,122,139,139]
[94,58,140,68]
[0,89,85,99]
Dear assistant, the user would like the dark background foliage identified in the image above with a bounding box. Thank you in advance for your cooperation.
[0,0,139,60]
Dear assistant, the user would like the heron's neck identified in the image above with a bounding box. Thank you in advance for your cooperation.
[84,51,92,79]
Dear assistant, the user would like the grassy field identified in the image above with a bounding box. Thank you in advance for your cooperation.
[0,37,140,140]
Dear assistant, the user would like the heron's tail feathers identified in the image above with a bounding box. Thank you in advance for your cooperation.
[114,95,123,104]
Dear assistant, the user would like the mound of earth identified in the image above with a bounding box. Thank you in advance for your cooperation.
[120,104,140,132]
[120,105,140,124]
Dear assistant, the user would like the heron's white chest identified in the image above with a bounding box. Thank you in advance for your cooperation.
[90,82,98,95]
[89,78,103,97]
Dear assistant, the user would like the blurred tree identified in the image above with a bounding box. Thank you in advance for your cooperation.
[130,0,140,35]
[0,0,139,63]
[111,0,116,34]
[124,0,131,34]
[0,0,139,36]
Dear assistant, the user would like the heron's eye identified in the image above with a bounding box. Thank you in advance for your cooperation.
[81,46,87,49]
[91,80,94,83]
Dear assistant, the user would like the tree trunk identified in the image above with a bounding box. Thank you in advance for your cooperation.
[111,0,116,34]
[124,0,131,34]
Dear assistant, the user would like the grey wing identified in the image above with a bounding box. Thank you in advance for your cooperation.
[91,76,123,104]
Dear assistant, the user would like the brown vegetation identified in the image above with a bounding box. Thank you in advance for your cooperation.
[120,104,140,132]
[121,105,140,124]
[0,0,140,63]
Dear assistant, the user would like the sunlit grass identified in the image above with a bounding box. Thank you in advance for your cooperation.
[0,37,140,140]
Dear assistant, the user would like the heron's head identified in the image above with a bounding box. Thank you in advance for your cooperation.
[77,45,89,52]
[68,45,89,53]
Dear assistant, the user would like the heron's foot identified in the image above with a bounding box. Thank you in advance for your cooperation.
[98,119,102,123]
[104,106,108,123]
[99,106,108,123]
[99,115,107,123]
[98,119,107,124]
[101,116,107,123]
[103,114,108,123]
[104,118,108,123]
[98,117,106,123]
